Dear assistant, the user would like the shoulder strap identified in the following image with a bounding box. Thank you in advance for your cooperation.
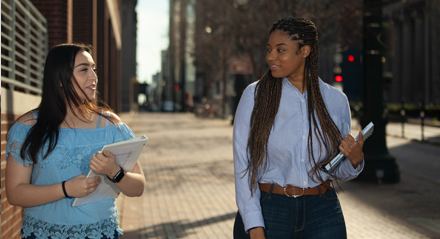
[97,110,103,129]
[32,110,38,124]
[105,111,110,127]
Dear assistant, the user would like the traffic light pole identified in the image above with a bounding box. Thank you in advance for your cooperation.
[357,0,400,183]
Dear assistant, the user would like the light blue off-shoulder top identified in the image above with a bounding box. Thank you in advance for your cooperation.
[5,112,135,239]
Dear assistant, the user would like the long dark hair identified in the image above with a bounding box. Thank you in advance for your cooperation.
[20,43,114,164]
[245,17,343,193]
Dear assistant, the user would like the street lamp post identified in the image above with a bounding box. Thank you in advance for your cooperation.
[357,0,400,183]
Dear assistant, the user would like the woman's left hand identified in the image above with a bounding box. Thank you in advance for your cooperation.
[339,131,364,169]
[90,151,120,178]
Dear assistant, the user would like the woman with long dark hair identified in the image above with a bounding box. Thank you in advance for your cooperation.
[5,43,145,239]
[233,17,365,239]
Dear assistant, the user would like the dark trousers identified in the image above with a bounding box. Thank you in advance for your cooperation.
[233,187,347,239]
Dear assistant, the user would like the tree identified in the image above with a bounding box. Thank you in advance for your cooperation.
[193,0,364,116]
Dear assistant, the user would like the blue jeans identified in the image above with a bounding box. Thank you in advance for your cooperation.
[22,230,120,239]
[233,187,347,239]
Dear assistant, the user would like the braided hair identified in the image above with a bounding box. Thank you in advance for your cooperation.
[245,17,343,194]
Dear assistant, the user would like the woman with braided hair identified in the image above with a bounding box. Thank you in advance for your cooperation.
[233,17,365,239]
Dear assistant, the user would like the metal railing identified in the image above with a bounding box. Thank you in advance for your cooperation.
[1,0,47,95]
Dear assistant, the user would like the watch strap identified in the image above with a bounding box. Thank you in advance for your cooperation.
[107,165,125,183]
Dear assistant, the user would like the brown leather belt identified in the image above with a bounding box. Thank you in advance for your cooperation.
[259,181,331,198]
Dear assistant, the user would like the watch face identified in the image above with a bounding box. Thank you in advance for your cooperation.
[107,166,124,183]
[113,166,125,182]
[113,171,122,179]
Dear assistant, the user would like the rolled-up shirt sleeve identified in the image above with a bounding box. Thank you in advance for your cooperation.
[233,83,265,232]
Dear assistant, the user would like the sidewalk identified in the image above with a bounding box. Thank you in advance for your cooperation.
[117,113,440,239]
[352,118,440,145]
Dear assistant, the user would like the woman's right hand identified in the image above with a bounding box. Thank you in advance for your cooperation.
[249,227,265,239]
[65,175,101,198]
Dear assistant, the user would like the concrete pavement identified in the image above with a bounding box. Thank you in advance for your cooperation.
[353,118,440,145]
[117,113,440,239]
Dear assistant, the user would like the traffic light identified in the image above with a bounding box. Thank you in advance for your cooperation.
[333,66,343,83]
[340,49,362,101]
[348,55,355,62]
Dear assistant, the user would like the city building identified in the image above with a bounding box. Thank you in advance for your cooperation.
[169,0,197,112]
[151,71,161,110]
[383,0,439,105]
[121,0,138,112]
[161,49,172,103]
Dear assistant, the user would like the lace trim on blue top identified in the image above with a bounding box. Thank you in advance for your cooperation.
[5,138,99,170]
[21,214,122,239]
[5,122,134,168]
[6,139,33,167]
[45,145,96,170]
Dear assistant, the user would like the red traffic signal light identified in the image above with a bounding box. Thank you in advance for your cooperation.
[348,55,355,62]
[174,84,180,90]
[335,75,343,82]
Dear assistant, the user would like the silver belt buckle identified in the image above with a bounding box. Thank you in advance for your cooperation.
[284,186,305,198]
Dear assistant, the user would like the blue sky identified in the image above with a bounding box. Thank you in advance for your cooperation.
[136,0,169,84]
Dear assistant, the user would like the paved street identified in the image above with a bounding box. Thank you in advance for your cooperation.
[117,113,440,239]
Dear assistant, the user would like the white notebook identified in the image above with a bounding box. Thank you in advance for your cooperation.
[324,122,374,173]
[72,135,149,207]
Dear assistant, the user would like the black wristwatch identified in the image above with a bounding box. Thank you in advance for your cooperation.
[107,165,125,183]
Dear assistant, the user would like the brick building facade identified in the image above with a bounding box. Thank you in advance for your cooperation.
[120,0,138,112]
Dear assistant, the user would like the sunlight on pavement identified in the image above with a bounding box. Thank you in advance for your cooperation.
[117,113,440,239]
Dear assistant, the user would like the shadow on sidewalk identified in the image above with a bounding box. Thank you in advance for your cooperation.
[410,135,440,146]
[123,212,236,239]
[338,140,440,238]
